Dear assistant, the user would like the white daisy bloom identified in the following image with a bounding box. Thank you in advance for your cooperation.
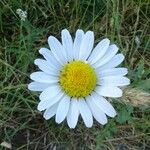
[28,29,130,128]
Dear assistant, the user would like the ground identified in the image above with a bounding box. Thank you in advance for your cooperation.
[0,0,150,150]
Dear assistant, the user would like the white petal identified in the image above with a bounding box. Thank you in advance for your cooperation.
[91,92,117,117]
[73,29,84,59]
[39,48,62,68]
[79,31,94,60]
[43,102,58,120]
[78,98,93,128]
[38,91,64,111]
[34,59,59,76]
[67,98,79,129]
[55,95,70,124]
[28,82,50,91]
[48,36,67,64]
[97,68,128,77]
[93,44,118,68]
[98,76,130,86]
[30,71,58,83]
[86,96,107,125]
[39,84,61,101]
[88,38,110,64]
[95,86,122,98]
[97,54,125,71]
[61,29,74,61]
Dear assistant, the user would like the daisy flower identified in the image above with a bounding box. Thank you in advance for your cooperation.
[28,29,130,128]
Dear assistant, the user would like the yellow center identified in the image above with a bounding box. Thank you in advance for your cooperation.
[59,61,97,97]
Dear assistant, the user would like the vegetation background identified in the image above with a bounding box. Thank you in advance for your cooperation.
[0,0,150,149]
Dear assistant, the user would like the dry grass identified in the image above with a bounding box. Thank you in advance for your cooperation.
[122,87,150,106]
